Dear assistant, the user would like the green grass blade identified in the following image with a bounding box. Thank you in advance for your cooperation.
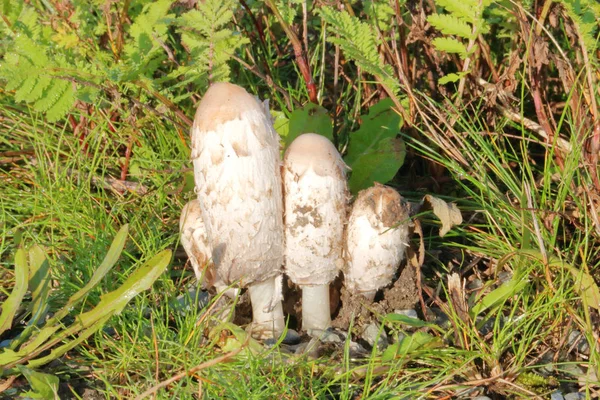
[0,248,29,336]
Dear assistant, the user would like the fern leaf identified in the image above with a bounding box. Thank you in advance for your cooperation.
[428,14,473,39]
[319,6,399,93]
[432,37,468,58]
[34,79,69,112]
[45,83,75,122]
[439,71,469,84]
[435,0,478,23]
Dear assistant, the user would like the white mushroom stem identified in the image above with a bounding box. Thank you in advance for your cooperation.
[301,285,331,333]
[247,276,285,338]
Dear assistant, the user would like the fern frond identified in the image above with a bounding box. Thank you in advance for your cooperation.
[432,37,469,58]
[428,14,473,39]
[319,6,399,93]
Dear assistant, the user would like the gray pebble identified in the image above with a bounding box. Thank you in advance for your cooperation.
[550,391,565,400]
[394,309,418,319]
[498,271,512,284]
[362,323,388,349]
[567,330,590,355]
[564,393,585,400]
[467,278,483,290]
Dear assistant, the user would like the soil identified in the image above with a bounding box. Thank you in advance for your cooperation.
[332,263,418,331]
[232,261,419,338]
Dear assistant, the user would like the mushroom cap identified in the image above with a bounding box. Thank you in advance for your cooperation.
[191,82,284,288]
[283,133,348,286]
[179,200,216,288]
[344,184,410,295]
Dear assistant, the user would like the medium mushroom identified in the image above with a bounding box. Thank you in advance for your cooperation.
[191,82,285,339]
[344,184,410,300]
[283,133,348,335]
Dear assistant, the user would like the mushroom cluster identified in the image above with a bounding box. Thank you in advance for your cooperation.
[180,82,411,340]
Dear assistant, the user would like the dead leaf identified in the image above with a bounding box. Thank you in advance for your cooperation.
[421,195,463,237]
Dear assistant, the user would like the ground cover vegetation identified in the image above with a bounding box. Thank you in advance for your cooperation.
[0,0,599,398]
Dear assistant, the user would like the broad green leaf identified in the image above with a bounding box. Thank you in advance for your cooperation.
[27,314,113,369]
[284,103,333,148]
[382,332,441,361]
[9,246,52,350]
[344,98,402,166]
[17,226,129,357]
[13,250,170,369]
[17,365,59,400]
[347,137,406,193]
[66,224,129,307]
[28,245,51,326]
[0,348,22,366]
[0,248,28,336]
[569,268,600,310]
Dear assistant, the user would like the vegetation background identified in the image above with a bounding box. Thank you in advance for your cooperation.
[0,0,599,398]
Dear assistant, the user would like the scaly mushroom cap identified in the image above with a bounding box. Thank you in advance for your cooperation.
[344,184,410,297]
[191,82,284,288]
[179,200,215,288]
[283,133,348,286]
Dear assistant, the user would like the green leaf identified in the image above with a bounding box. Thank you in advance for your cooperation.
[384,313,440,330]
[17,365,59,400]
[382,332,442,361]
[344,98,402,165]
[347,137,406,194]
[470,274,528,317]
[569,268,600,310]
[15,225,129,356]
[284,103,333,148]
[0,248,28,336]
[12,250,170,370]
[9,246,52,350]
[432,37,468,58]
[45,83,75,122]
[438,71,469,84]
[427,14,473,38]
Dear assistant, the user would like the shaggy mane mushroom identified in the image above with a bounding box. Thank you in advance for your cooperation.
[191,82,285,339]
[283,133,348,336]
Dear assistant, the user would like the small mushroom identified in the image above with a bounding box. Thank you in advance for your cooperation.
[283,133,348,335]
[344,184,410,300]
[191,82,285,339]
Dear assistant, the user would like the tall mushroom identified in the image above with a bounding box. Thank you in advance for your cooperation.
[344,184,410,300]
[283,133,348,335]
[191,82,285,339]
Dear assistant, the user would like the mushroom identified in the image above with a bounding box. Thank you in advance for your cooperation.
[344,184,410,300]
[191,82,285,339]
[179,200,239,299]
[283,133,348,335]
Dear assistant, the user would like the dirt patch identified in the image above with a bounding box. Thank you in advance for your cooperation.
[332,264,418,331]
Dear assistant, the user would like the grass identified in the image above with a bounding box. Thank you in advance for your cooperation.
[1,0,600,398]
